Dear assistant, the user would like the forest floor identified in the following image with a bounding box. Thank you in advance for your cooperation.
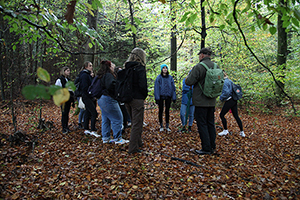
[0,99,299,199]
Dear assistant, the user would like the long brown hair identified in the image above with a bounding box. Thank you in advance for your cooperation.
[97,60,116,79]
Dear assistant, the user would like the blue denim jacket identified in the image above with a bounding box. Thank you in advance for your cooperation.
[219,78,233,102]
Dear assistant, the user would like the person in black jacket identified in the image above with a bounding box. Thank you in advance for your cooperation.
[124,48,148,154]
[55,67,74,134]
[79,61,99,137]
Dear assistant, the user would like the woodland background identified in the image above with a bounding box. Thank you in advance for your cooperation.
[0,0,300,199]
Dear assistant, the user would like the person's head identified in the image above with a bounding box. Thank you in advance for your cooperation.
[160,64,169,76]
[198,47,212,61]
[97,60,115,78]
[82,61,93,72]
[126,48,146,66]
[60,67,70,77]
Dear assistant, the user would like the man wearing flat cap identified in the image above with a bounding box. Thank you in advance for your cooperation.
[185,47,219,155]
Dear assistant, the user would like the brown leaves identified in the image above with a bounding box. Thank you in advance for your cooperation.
[0,100,300,199]
[65,0,77,24]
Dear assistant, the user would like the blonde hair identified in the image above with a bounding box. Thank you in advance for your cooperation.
[60,67,69,76]
[125,48,146,66]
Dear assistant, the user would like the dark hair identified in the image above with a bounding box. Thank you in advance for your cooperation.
[97,60,113,79]
[161,70,169,77]
[198,48,212,56]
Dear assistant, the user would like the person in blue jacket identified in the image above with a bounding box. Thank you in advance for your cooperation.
[218,72,245,137]
[180,78,195,132]
[154,64,176,132]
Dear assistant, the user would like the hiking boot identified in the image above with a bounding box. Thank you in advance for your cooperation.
[62,129,68,134]
[188,126,192,132]
[239,131,245,137]
[218,129,229,136]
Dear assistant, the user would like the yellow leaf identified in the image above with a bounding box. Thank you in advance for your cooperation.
[53,88,70,106]
[37,67,50,82]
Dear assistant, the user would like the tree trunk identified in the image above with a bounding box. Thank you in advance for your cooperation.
[84,0,98,65]
[128,0,136,48]
[276,0,287,101]
[170,0,177,72]
[200,0,207,48]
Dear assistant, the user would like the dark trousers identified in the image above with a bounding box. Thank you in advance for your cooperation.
[194,106,216,152]
[61,99,71,130]
[158,97,171,126]
[220,98,243,131]
[126,99,144,153]
[82,95,98,131]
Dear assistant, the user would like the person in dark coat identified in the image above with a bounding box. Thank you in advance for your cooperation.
[55,67,75,134]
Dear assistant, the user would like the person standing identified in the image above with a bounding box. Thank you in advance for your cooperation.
[185,48,219,155]
[218,72,245,137]
[124,48,148,154]
[79,61,99,137]
[154,64,176,132]
[180,78,195,132]
[97,60,129,144]
[55,67,75,134]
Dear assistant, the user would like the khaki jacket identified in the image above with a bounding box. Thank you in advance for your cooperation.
[185,57,218,107]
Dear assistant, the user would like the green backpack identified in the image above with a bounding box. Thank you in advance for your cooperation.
[198,62,224,98]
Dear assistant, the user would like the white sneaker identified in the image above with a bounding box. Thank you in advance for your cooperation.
[166,128,171,132]
[84,130,91,135]
[127,122,131,127]
[115,138,129,144]
[239,131,245,137]
[218,129,229,136]
[159,127,164,132]
[143,122,148,127]
[90,131,100,137]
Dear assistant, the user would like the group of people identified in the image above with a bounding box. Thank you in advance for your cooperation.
[55,47,245,155]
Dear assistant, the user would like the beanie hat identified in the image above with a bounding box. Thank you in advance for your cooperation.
[160,64,168,71]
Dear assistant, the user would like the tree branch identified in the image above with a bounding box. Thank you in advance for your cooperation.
[233,0,296,114]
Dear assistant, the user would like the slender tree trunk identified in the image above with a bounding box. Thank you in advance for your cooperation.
[84,0,98,64]
[276,0,287,101]
[128,0,136,48]
[170,0,177,71]
[200,0,207,48]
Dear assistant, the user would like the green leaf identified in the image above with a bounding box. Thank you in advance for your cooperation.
[219,24,225,30]
[88,43,93,48]
[48,85,62,95]
[294,10,300,21]
[292,17,299,27]
[37,67,50,83]
[179,12,190,23]
[65,81,76,92]
[131,25,137,34]
[269,26,277,35]
[36,85,50,100]
[262,23,268,30]
[22,85,37,100]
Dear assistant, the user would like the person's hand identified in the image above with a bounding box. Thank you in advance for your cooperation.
[155,100,159,104]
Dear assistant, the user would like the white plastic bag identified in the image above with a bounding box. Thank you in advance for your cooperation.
[78,97,85,109]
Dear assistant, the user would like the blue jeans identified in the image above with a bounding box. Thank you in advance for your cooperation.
[98,95,123,142]
[180,104,195,127]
